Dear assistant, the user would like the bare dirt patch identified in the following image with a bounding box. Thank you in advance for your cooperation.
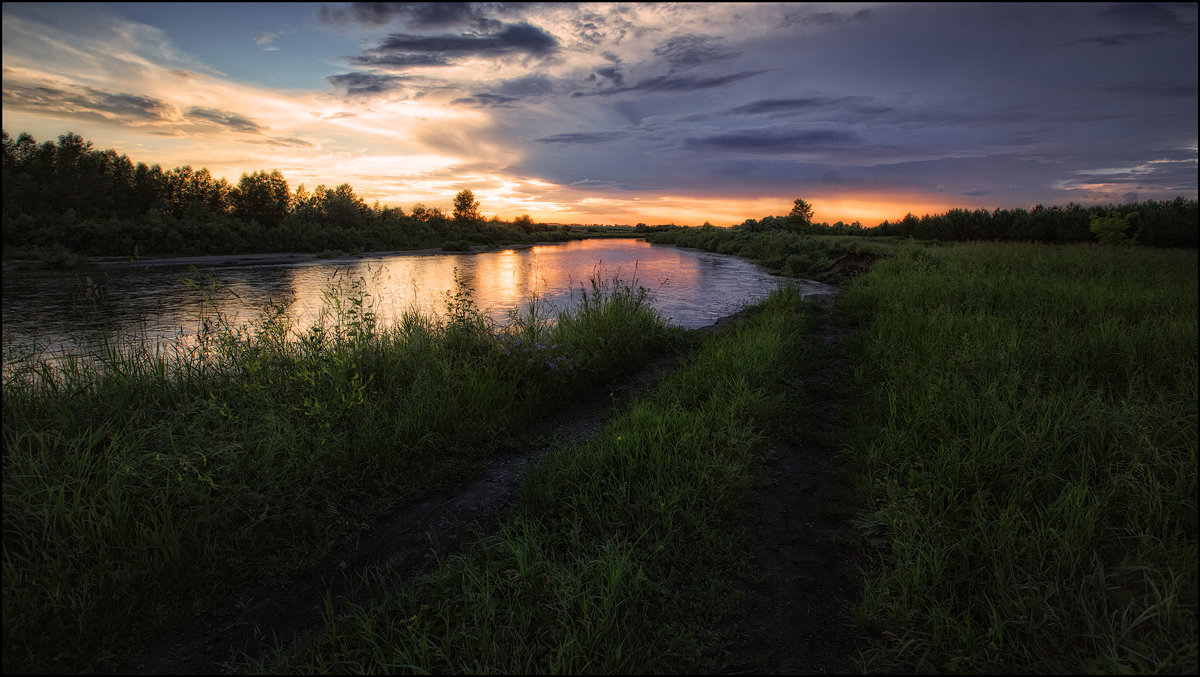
[727,290,862,674]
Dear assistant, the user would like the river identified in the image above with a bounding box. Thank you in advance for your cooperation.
[2,238,834,369]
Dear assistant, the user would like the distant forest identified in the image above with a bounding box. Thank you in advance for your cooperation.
[728,197,1197,248]
[1,131,571,263]
[3,131,1196,266]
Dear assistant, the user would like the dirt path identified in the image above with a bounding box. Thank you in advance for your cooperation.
[731,291,862,673]
[116,327,710,674]
[116,286,856,674]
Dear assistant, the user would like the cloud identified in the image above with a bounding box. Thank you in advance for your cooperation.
[452,93,520,107]
[456,73,561,107]
[727,96,895,117]
[351,22,559,71]
[684,129,860,154]
[574,69,768,97]
[1080,31,1169,47]
[780,8,872,28]
[320,2,504,30]
[351,53,451,69]
[327,72,409,96]
[245,136,315,148]
[184,107,263,133]
[1081,2,1195,47]
[2,82,179,122]
[651,34,739,72]
[254,31,278,45]
[1099,3,1191,29]
[535,132,625,144]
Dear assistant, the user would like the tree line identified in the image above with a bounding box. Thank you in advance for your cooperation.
[735,197,1197,247]
[2,130,568,261]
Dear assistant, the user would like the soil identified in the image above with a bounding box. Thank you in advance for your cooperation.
[114,286,863,675]
[726,290,863,673]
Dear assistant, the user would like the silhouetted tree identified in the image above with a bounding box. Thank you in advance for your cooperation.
[233,169,289,227]
[788,198,814,231]
[453,189,481,224]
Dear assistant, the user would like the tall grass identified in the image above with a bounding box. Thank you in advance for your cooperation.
[260,287,818,673]
[839,242,1197,672]
[1,272,682,673]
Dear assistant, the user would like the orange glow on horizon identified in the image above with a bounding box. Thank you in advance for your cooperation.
[469,194,977,228]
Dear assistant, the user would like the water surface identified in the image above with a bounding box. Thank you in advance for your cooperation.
[2,239,833,366]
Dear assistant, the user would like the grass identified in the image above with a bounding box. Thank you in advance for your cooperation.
[6,234,1196,674]
[257,286,819,673]
[1,271,684,673]
[838,242,1197,673]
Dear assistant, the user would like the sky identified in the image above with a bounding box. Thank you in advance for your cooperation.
[2,2,1197,226]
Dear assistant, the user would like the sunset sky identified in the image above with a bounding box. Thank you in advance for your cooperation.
[3,2,1196,225]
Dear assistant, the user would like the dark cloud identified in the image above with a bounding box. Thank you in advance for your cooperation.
[592,66,624,86]
[184,107,262,133]
[452,93,520,107]
[2,83,177,122]
[575,70,768,97]
[568,178,650,191]
[781,8,872,28]
[497,74,556,96]
[651,34,739,72]
[95,92,176,120]
[535,132,624,144]
[1070,158,1199,192]
[452,75,558,107]
[727,96,895,117]
[1099,3,1189,29]
[1082,3,1195,47]
[684,129,860,153]
[319,2,501,30]
[351,53,451,69]
[327,72,408,95]
[1080,32,1168,47]
[352,22,558,71]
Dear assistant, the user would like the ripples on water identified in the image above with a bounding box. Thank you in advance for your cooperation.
[2,239,834,369]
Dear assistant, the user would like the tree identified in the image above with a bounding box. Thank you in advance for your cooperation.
[787,198,814,230]
[1089,210,1137,246]
[233,169,290,227]
[513,214,535,232]
[453,189,481,224]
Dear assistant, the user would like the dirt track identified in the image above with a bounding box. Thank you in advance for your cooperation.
[117,287,858,675]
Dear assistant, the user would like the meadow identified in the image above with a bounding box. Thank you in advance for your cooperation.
[2,272,684,673]
[3,235,1197,674]
[839,242,1197,672]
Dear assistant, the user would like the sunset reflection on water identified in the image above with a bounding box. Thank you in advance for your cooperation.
[3,239,834,368]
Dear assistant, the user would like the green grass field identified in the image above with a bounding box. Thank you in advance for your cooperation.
[839,242,1197,672]
[4,238,1196,673]
[2,273,683,673]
